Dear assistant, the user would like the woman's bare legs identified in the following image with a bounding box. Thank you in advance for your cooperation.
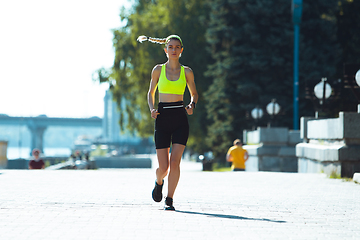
[155,144,185,197]
[155,148,170,185]
[167,144,185,198]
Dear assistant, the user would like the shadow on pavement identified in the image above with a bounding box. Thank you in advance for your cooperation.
[176,210,286,223]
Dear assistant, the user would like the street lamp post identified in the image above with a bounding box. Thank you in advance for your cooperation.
[292,0,303,130]
[343,63,360,111]
[314,78,332,118]
[356,69,360,113]
[266,99,281,127]
[251,107,263,130]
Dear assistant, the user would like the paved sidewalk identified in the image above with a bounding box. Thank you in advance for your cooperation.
[0,161,359,240]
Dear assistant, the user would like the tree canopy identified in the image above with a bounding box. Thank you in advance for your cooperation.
[96,0,360,161]
[101,0,212,153]
[204,0,339,159]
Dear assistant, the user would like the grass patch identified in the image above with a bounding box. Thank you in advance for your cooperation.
[212,163,232,172]
[341,178,353,182]
[328,170,354,182]
[213,167,232,172]
[329,170,341,179]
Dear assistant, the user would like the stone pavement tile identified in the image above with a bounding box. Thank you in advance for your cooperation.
[0,168,359,240]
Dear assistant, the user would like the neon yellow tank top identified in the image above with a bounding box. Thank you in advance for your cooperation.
[158,64,186,95]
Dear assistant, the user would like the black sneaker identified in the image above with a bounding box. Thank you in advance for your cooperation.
[164,197,175,211]
[152,180,163,202]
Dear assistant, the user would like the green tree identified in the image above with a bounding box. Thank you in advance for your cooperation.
[205,0,339,160]
[337,0,360,64]
[300,0,340,117]
[334,0,360,112]
[97,0,212,153]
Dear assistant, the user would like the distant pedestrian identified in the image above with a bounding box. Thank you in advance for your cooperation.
[226,139,248,171]
[29,149,45,170]
[138,34,198,210]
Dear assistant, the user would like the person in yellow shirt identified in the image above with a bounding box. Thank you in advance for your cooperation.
[226,139,249,171]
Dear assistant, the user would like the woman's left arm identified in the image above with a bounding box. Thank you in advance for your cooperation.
[185,67,198,115]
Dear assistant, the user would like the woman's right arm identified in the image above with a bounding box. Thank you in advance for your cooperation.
[147,65,161,119]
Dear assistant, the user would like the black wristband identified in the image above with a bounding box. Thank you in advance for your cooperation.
[191,102,196,109]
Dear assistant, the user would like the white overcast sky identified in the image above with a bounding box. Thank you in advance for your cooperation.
[0,0,132,118]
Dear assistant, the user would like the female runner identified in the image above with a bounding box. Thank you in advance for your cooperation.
[137,34,198,210]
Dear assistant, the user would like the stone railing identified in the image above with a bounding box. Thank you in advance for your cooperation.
[243,127,301,172]
[296,112,360,178]
[7,157,69,169]
[93,155,152,168]
[7,155,152,169]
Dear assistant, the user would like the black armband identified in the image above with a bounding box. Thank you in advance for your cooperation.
[190,102,196,109]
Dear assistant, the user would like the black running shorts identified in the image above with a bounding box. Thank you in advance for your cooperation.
[154,101,189,149]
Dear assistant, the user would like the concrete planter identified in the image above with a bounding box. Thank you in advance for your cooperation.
[296,112,360,178]
[243,127,300,172]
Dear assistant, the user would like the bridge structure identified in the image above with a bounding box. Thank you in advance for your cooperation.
[0,115,103,155]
